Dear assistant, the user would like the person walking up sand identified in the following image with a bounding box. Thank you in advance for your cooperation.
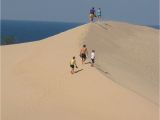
[80,45,88,64]
[97,8,102,21]
[70,56,78,74]
[91,50,95,67]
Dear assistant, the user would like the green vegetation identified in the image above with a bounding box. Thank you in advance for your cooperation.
[1,36,15,45]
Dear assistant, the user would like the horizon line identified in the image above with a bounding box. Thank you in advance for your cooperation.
[1,19,85,24]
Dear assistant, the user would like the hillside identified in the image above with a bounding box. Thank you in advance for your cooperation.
[85,21,159,104]
[1,21,159,120]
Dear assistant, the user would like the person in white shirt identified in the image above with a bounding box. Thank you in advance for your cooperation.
[97,8,102,21]
[91,50,95,67]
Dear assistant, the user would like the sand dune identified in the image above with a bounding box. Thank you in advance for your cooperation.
[1,21,159,120]
[85,21,159,104]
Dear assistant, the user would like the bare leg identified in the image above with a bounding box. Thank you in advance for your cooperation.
[82,58,84,64]
[91,59,94,67]
[89,16,91,22]
[71,68,74,74]
[92,63,94,67]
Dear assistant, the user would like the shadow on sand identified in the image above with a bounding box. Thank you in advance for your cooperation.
[95,23,108,30]
[96,67,110,75]
[85,62,91,65]
[75,69,84,73]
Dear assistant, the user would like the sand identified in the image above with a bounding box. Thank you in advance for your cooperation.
[1,21,159,120]
[85,21,159,104]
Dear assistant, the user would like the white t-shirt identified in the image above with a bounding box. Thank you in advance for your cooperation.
[91,52,95,59]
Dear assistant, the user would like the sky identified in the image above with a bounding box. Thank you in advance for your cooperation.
[1,0,160,25]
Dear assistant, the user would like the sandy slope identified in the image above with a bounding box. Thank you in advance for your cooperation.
[1,22,159,120]
[85,21,159,104]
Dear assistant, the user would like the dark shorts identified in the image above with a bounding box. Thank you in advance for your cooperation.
[70,65,74,68]
[81,53,86,59]
[91,59,95,63]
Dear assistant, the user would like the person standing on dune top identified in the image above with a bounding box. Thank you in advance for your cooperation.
[80,45,88,64]
[89,7,96,22]
[97,8,102,21]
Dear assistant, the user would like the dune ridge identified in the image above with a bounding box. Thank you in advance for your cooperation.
[84,21,159,104]
[1,21,159,120]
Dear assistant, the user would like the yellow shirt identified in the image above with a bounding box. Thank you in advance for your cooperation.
[70,59,76,65]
